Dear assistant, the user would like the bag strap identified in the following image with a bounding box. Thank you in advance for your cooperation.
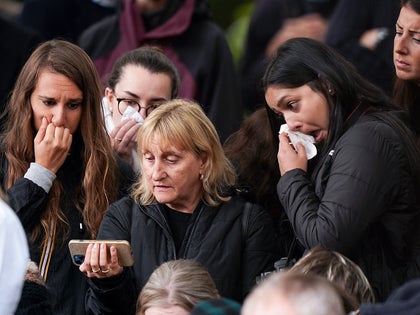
[39,219,56,281]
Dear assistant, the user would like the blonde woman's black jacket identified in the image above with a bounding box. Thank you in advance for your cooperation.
[278,114,420,301]
[85,195,282,315]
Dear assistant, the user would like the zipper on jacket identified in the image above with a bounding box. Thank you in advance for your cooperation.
[139,204,177,258]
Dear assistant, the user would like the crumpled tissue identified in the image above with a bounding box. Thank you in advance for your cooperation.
[279,124,317,160]
[121,106,144,124]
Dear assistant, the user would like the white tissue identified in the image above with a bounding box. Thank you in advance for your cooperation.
[279,124,317,160]
[121,106,144,124]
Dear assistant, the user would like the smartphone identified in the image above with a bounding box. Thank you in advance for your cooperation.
[68,239,134,266]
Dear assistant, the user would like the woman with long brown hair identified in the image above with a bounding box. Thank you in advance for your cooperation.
[0,39,134,315]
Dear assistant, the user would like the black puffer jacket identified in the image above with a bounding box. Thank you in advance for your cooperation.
[85,196,282,315]
[278,114,420,301]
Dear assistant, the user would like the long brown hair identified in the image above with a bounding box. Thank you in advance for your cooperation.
[393,0,420,146]
[3,40,119,245]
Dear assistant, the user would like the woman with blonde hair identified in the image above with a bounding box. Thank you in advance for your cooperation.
[80,99,281,314]
[137,260,220,315]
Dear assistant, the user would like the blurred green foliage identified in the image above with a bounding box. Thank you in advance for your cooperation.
[2,0,253,65]
[209,0,254,65]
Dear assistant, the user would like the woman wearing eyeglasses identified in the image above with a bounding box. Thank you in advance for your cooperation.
[102,46,180,172]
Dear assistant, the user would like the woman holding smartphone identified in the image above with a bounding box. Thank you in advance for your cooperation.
[0,40,134,315]
[80,99,282,314]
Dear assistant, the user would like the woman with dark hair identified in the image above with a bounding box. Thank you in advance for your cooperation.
[103,46,180,173]
[263,37,420,301]
[393,0,420,147]
[0,39,134,315]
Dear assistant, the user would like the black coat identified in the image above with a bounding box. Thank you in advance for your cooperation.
[86,196,282,315]
[325,0,400,94]
[78,0,243,143]
[278,114,420,301]
[1,150,135,315]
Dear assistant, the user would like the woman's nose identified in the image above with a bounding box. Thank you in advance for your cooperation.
[51,106,65,126]
[137,100,149,120]
[284,115,302,132]
[139,107,147,120]
[394,34,408,55]
[152,160,166,180]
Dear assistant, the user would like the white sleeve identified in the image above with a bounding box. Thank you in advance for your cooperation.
[24,162,56,193]
[0,199,29,315]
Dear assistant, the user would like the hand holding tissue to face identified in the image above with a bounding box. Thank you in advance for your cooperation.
[106,105,143,172]
[279,124,317,160]
[103,103,144,133]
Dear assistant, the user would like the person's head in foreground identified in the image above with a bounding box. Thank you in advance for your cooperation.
[137,259,220,315]
[289,246,376,305]
[241,272,347,315]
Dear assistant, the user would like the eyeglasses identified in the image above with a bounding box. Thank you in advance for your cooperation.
[116,98,160,116]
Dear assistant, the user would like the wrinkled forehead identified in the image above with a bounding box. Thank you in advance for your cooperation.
[140,132,187,153]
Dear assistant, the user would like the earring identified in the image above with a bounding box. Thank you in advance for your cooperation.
[328,89,335,95]
[200,174,204,181]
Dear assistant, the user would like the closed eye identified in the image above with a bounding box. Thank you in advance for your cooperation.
[143,152,154,161]
[165,156,178,163]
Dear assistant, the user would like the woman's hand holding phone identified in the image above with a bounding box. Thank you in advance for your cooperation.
[79,243,124,278]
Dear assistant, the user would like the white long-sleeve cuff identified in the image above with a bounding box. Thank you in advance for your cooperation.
[24,162,56,192]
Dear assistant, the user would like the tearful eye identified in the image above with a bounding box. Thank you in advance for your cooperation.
[287,101,297,110]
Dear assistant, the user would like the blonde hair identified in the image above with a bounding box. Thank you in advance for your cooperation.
[131,99,236,206]
[289,246,375,304]
[137,260,220,315]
